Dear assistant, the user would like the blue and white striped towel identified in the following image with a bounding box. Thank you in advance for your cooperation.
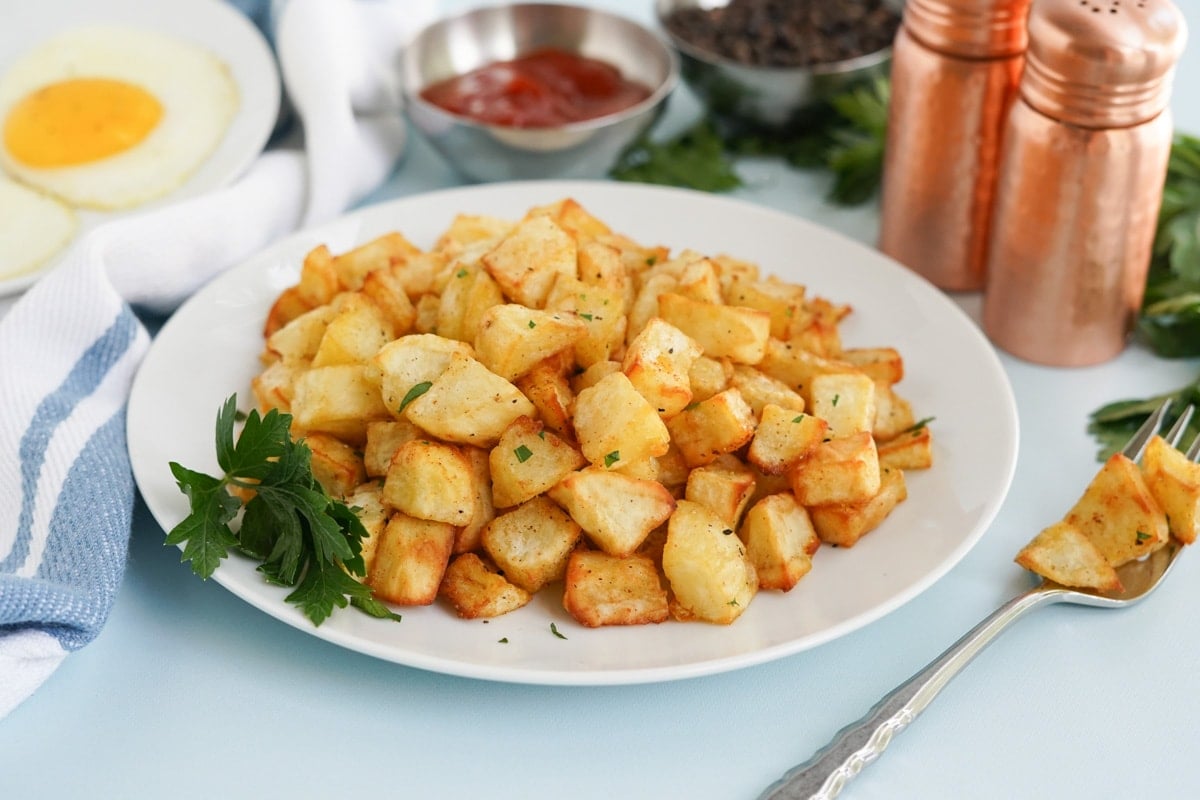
[0,0,435,719]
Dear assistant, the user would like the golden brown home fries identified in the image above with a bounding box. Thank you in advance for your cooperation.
[251,198,934,627]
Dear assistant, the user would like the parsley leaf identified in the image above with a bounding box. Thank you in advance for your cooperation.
[1087,376,1200,461]
[399,381,432,412]
[167,395,401,627]
[1139,133,1200,357]
[604,450,621,468]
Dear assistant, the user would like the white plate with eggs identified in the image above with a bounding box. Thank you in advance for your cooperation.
[0,0,280,295]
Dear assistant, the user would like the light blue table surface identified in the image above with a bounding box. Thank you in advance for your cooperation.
[3,2,1200,798]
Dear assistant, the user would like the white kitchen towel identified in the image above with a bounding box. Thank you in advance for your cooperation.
[0,0,435,719]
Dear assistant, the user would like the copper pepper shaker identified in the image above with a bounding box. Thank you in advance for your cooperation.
[981,0,1186,366]
[878,0,1031,291]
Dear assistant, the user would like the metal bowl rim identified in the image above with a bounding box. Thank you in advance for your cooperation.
[402,2,680,136]
[653,0,895,77]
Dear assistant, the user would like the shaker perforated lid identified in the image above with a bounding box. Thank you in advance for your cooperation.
[903,0,1032,58]
[1021,0,1187,127]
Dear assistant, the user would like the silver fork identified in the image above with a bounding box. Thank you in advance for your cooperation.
[760,399,1199,800]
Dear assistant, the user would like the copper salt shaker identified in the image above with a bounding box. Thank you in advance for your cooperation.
[982,0,1186,366]
[878,0,1031,291]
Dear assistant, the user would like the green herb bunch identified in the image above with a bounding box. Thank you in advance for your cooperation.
[1139,133,1200,358]
[1087,376,1200,462]
[167,395,401,626]
[609,77,891,205]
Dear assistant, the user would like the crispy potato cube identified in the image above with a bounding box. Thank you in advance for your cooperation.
[436,262,504,343]
[545,274,627,368]
[263,286,314,338]
[841,347,904,385]
[662,500,758,624]
[1015,520,1123,592]
[367,513,456,605]
[563,550,669,627]
[312,294,394,367]
[344,481,387,576]
[622,318,702,418]
[405,354,536,447]
[515,358,576,440]
[455,446,495,554]
[490,416,586,508]
[383,439,476,526]
[435,213,514,256]
[1142,434,1200,545]
[666,388,757,468]
[724,279,805,339]
[297,244,339,306]
[729,365,805,417]
[573,372,671,470]
[251,359,303,413]
[481,496,582,592]
[809,372,876,437]
[363,419,422,478]
[439,552,532,618]
[758,340,861,402]
[333,232,420,290]
[571,359,622,394]
[527,197,613,242]
[747,406,829,475]
[373,334,474,417]
[873,383,917,441]
[685,460,757,527]
[305,432,366,499]
[689,356,732,403]
[790,431,881,506]
[626,273,678,345]
[475,304,587,381]
[392,252,447,301]
[291,364,389,444]
[658,292,770,364]
[360,264,417,336]
[548,466,676,556]
[413,293,440,334]
[577,240,633,312]
[482,215,576,308]
[878,424,934,471]
[809,466,908,547]
[739,493,820,591]
[675,258,724,303]
[266,303,338,364]
[1065,453,1169,567]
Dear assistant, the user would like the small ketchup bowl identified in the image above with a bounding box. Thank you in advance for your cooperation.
[401,3,678,182]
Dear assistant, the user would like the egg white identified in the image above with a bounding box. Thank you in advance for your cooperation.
[0,176,77,279]
[0,25,239,211]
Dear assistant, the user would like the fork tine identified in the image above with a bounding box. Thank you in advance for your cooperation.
[1121,398,1172,460]
[1163,404,1194,448]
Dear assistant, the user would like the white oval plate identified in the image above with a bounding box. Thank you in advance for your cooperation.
[0,0,280,296]
[128,181,1019,686]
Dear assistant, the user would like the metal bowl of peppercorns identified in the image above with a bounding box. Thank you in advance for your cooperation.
[656,0,902,131]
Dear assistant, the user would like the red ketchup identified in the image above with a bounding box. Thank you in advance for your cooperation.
[419,47,652,128]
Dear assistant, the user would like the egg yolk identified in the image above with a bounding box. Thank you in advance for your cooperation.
[3,77,162,168]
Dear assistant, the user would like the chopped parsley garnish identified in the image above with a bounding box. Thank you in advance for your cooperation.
[528,320,537,329]
[550,623,567,640]
[514,444,534,463]
[792,414,805,423]
[579,312,594,321]
[604,450,621,468]
[399,381,432,412]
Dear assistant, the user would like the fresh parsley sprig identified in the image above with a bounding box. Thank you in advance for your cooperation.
[609,77,891,205]
[1139,133,1200,357]
[1086,375,1200,461]
[166,395,401,626]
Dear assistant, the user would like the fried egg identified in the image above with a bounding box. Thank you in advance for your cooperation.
[0,176,77,279]
[0,25,239,211]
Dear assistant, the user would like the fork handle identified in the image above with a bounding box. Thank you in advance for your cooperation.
[759,587,1064,800]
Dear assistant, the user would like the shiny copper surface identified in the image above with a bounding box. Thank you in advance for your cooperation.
[878,13,1026,292]
[904,0,1029,56]
[1022,0,1187,128]
[982,106,1173,365]
[981,0,1185,366]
